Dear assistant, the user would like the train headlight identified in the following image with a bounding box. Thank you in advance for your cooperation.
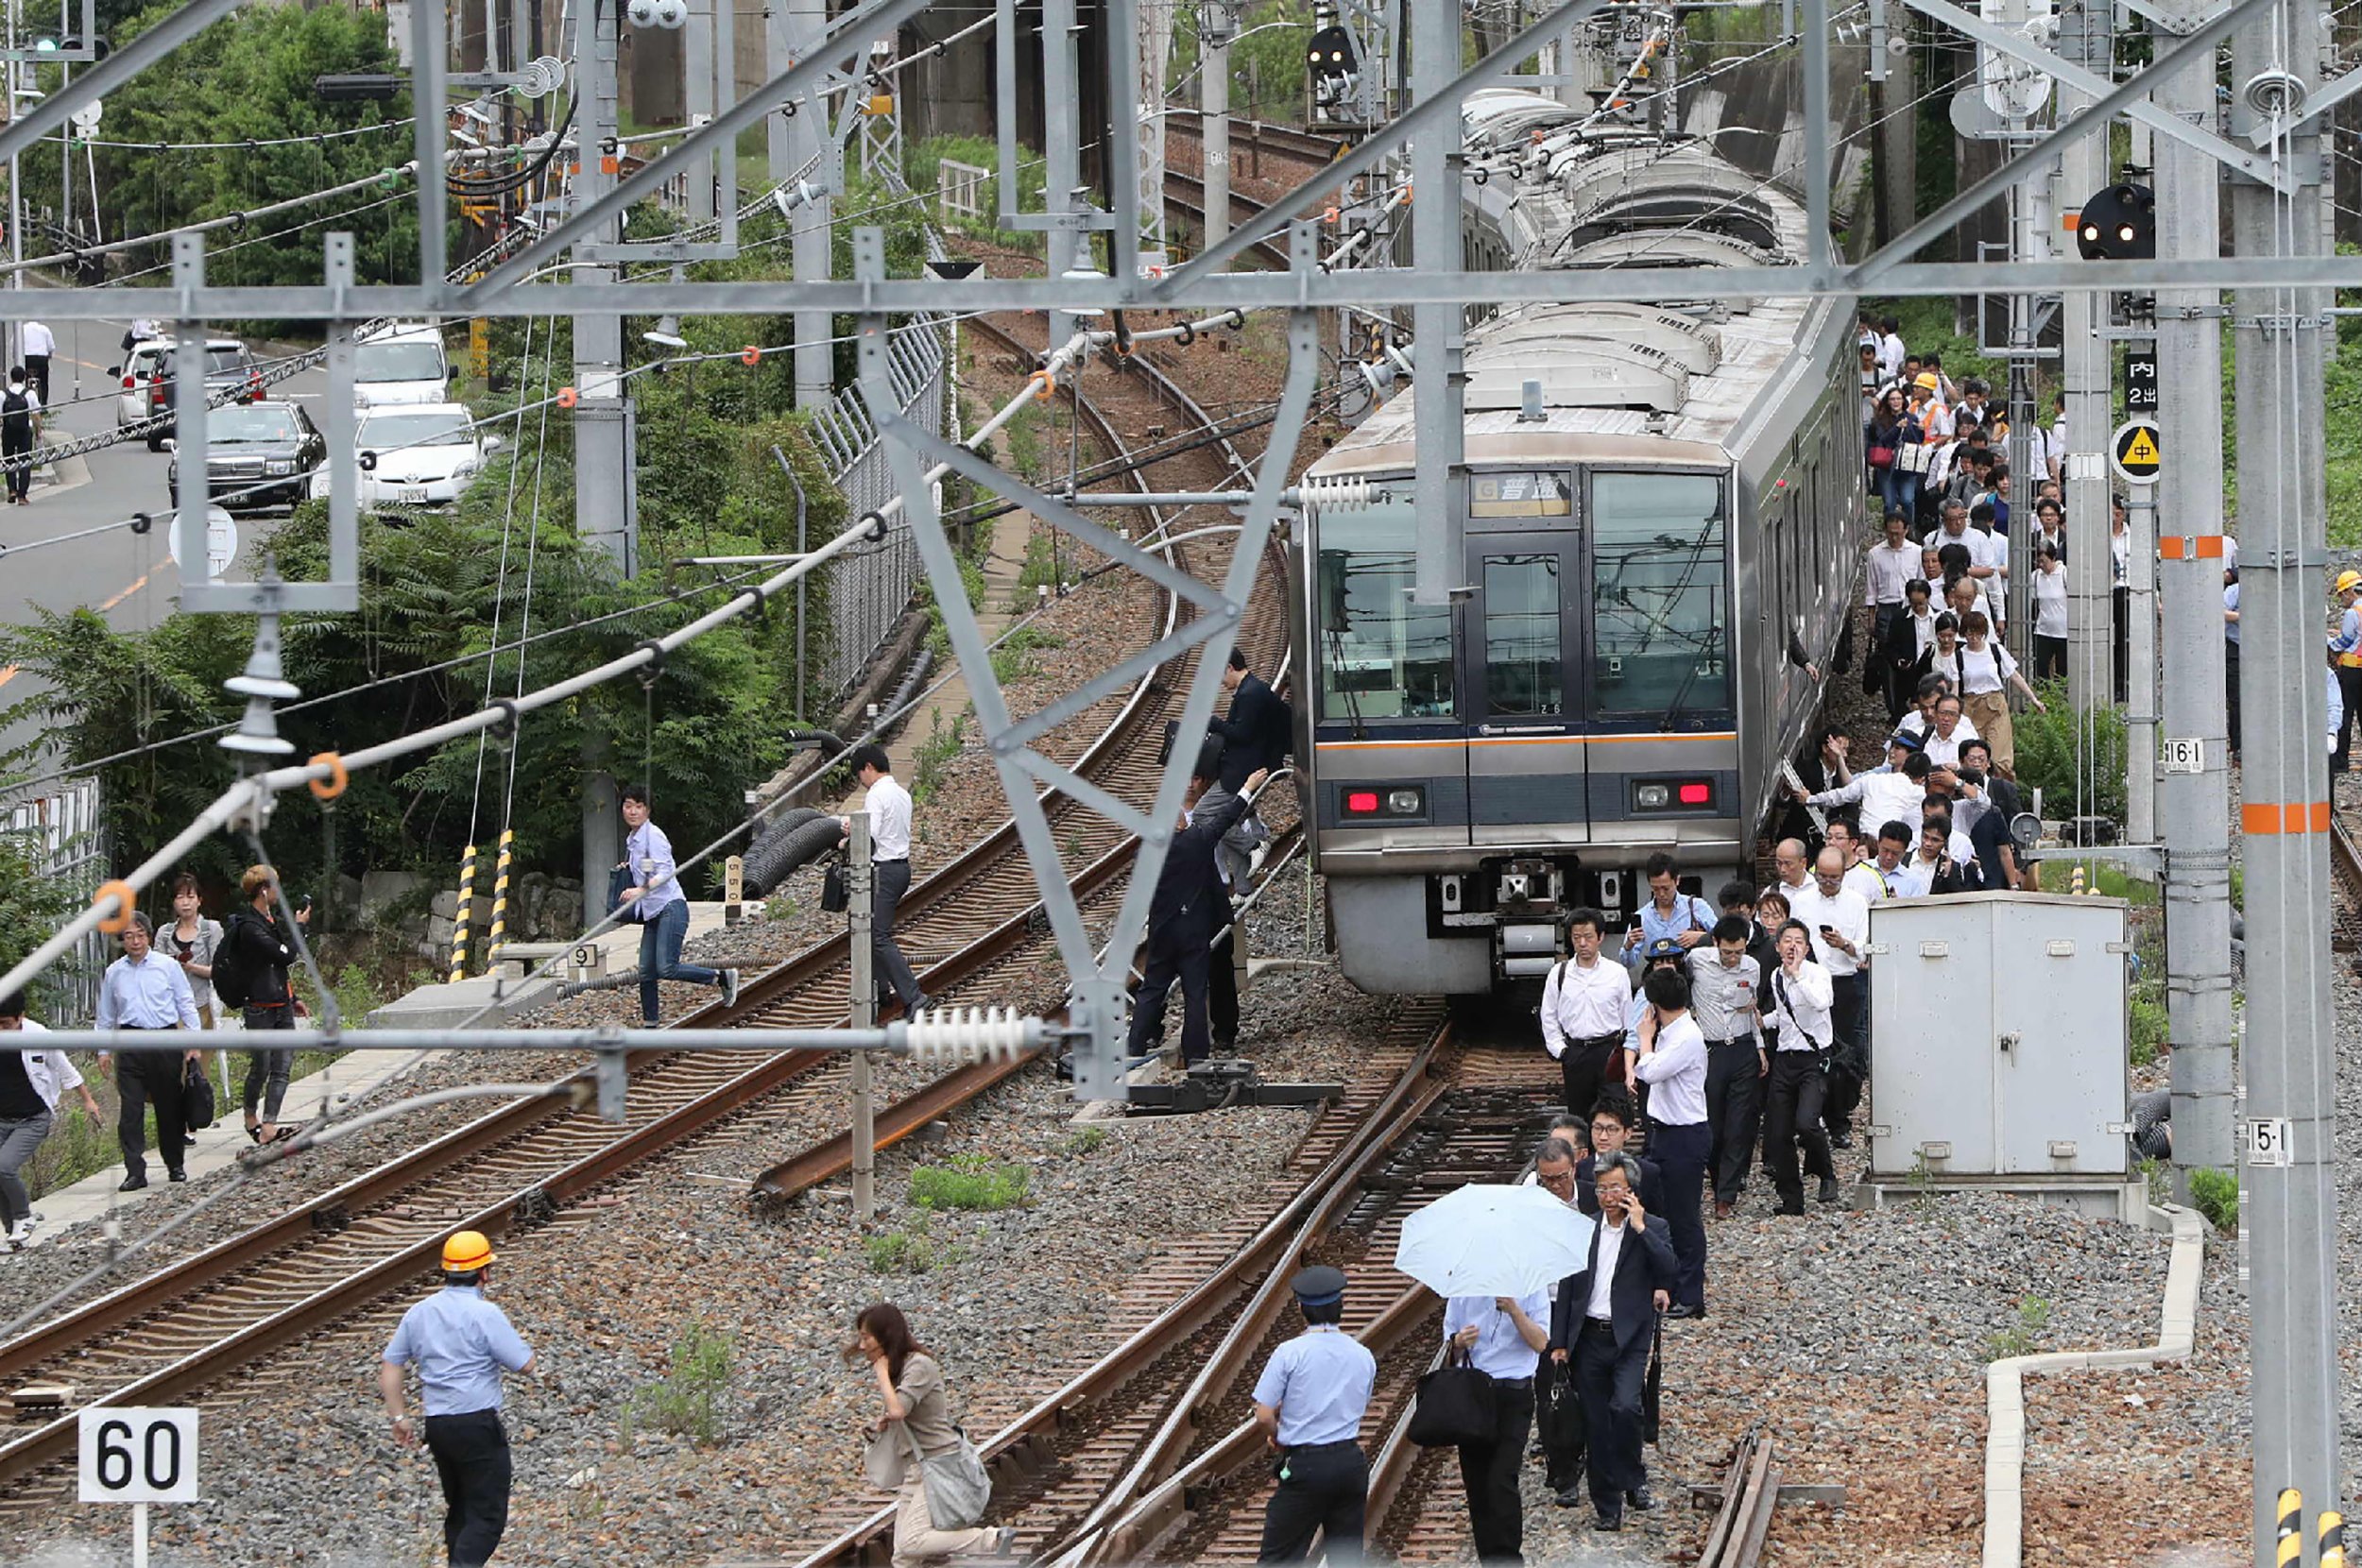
[1635,783,1671,810]
[1634,778,1715,811]
[1386,788,1423,815]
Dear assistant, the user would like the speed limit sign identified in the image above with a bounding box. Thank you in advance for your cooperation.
[78,1406,199,1503]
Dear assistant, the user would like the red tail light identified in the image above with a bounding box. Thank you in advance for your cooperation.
[121,373,134,389]
[1678,781,1712,805]
[1345,790,1380,814]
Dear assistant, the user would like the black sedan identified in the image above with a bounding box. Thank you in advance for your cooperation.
[166,401,327,513]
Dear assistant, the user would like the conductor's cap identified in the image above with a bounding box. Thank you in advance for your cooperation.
[1291,1265,1346,1307]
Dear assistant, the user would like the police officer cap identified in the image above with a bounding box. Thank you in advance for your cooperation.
[1644,935,1686,962]
[1888,729,1925,753]
[1291,1265,1347,1306]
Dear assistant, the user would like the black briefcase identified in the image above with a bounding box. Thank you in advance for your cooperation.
[1407,1347,1496,1448]
[182,1056,217,1133]
[820,861,850,913]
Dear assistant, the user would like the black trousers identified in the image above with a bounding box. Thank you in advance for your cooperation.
[1650,1120,1710,1309]
[1128,939,1212,1062]
[115,1044,188,1180]
[1763,1050,1836,1213]
[1703,1042,1762,1202]
[424,1408,512,1567]
[1558,1032,1622,1124]
[1823,974,1868,1139]
[2226,641,2243,758]
[1258,1440,1367,1563]
[1574,1321,1651,1512]
[2,428,31,501]
[1457,1377,1535,1564]
[1209,925,1240,1049]
[24,354,47,405]
[2336,665,2362,771]
[242,1003,295,1120]
[871,859,924,1008]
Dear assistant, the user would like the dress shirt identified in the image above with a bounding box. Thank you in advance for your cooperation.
[1539,956,1631,1060]
[1920,723,1973,769]
[2112,528,2130,586]
[626,821,687,918]
[2222,582,2240,648]
[1445,1289,1551,1379]
[1253,1326,1377,1446]
[383,1285,533,1417]
[1879,858,1932,897]
[1863,541,1919,606]
[1905,605,1939,660]
[2032,567,2069,639]
[1767,961,1836,1050]
[1685,951,1759,1044]
[863,772,916,861]
[1585,1219,1631,1321]
[2,1019,89,1114]
[21,321,53,358]
[1841,861,1888,905]
[94,951,198,1031]
[1785,883,1869,976]
[1877,332,1906,381]
[1633,1011,1707,1125]
[1626,894,1715,971]
[1899,708,1979,742]
[1807,768,1923,832]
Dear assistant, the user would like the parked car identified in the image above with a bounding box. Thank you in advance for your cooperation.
[353,321,454,408]
[166,400,327,513]
[310,402,499,509]
[112,338,264,451]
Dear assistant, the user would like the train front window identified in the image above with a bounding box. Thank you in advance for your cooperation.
[1589,472,1730,718]
[1482,554,1563,716]
[1314,495,1454,721]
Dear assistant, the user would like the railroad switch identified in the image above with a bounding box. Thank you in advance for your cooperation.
[1124,1059,1342,1116]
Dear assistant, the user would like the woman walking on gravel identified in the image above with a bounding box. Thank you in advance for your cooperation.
[851,1304,1014,1568]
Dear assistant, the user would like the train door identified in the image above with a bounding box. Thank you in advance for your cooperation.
[1461,470,1586,847]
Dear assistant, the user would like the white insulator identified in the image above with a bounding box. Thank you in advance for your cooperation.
[1297,473,1373,514]
[903,1005,1033,1065]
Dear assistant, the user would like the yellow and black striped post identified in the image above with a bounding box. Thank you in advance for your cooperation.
[2280,1491,2305,1568]
[448,844,478,984]
[485,830,515,972]
[2322,1510,2348,1568]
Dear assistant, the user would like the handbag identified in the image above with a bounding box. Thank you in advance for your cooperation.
[181,1055,216,1132]
[820,861,850,913]
[899,1419,991,1529]
[1641,1320,1664,1446]
[608,863,643,926]
[1866,441,1896,469]
[1407,1345,1497,1448]
[1537,1355,1585,1461]
[1895,439,1936,475]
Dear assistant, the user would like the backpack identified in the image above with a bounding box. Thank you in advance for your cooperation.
[212,912,255,1009]
[2,389,30,437]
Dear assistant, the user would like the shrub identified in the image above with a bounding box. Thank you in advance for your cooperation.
[2129,979,2167,1067]
[909,1152,1031,1211]
[2011,684,2129,824]
[1985,1294,2052,1361]
[866,1227,941,1273]
[627,1322,734,1446]
[2190,1167,2240,1234]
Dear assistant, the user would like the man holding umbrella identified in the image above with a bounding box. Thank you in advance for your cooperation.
[1549,1155,1676,1533]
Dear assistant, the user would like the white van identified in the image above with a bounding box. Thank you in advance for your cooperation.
[353,322,454,408]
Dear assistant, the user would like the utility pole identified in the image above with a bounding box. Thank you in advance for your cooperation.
[1998,0,2041,652]
[684,0,715,222]
[1137,0,1169,259]
[1406,0,1463,608]
[2229,0,2344,1546]
[1872,0,1916,247]
[1042,0,1088,349]
[1200,0,1234,247]
[2057,0,2112,712]
[2152,1,2234,1205]
[778,0,831,410]
[847,812,876,1222]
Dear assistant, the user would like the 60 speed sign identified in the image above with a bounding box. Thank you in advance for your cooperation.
[77,1407,199,1504]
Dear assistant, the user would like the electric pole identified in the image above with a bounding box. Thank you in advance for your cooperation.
[1406,0,1463,608]
[777,0,831,410]
[2229,0,2345,1544]
[2058,0,2113,712]
[1201,0,1235,247]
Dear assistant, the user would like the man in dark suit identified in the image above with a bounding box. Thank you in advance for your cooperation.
[1127,751,1271,1065]
[1204,648,1290,887]
[1572,1090,1660,1217]
[1549,1154,1676,1532]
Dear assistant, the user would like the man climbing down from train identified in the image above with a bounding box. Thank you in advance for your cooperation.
[1203,647,1291,890]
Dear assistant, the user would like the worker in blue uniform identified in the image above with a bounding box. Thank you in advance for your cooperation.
[1252,1265,1378,1563]
[381,1231,537,1567]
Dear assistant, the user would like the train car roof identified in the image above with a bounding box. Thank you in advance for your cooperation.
[1311,107,1825,478]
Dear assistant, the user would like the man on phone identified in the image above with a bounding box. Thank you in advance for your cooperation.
[1783,849,1871,1150]
[1549,1155,1675,1533]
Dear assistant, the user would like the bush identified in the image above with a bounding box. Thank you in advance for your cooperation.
[2129,978,2167,1067]
[2011,684,2129,824]
[627,1322,734,1447]
[1985,1294,2052,1361]
[909,1152,1031,1211]
[2190,1167,2240,1234]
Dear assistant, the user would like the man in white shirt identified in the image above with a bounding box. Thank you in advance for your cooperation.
[1539,909,1633,1123]
[1861,512,1919,648]
[619,786,742,1025]
[1876,317,1907,383]
[1687,919,1762,1220]
[838,743,928,1016]
[1823,819,1888,907]
[1761,921,1840,1214]
[1918,695,1976,769]
[19,319,53,404]
[1632,966,1710,1317]
[1798,739,1929,831]
[1546,1155,1675,1533]
[1784,850,1871,1151]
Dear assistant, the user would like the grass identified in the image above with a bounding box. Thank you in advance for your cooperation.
[2129,977,2168,1067]
[625,1322,735,1449]
[911,709,969,806]
[909,1151,1032,1211]
[1063,1126,1108,1156]
[990,624,1066,685]
[1985,1294,2053,1361]
[2012,682,2129,824]
[2189,1167,2240,1235]
[1012,524,1061,607]
[2141,1155,2170,1209]
[865,1211,961,1273]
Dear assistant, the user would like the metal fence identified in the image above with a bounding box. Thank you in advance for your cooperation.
[4,777,108,1023]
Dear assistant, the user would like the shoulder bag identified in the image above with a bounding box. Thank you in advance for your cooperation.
[1407,1344,1498,1448]
[898,1419,992,1529]
[820,861,850,913]
[181,1053,217,1133]
[608,863,644,926]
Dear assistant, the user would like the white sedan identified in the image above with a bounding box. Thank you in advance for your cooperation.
[317,402,501,508]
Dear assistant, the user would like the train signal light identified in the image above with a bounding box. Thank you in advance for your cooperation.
[1307,24,1359,111]
[2074,182,2155,261]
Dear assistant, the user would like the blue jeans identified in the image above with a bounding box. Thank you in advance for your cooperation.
[638,900,721,1024]
[1878,467,1921,522]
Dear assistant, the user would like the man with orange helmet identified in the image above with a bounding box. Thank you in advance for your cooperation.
[380,1230,536,1566]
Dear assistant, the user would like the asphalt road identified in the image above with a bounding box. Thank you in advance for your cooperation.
[0,317,328,774]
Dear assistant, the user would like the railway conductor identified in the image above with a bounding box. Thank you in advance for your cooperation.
[381,1231,536,1567]
[1252,1264,1378,1563]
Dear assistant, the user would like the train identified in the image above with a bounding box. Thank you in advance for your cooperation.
[1289,89,1862,996]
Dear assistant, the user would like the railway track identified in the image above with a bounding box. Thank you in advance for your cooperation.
[2329,809,2362,946]
[0,312,1287,1505]
[779,1014,1575,1568]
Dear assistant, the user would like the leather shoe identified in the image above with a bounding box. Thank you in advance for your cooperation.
[1829,1131,1855,1150]
[1818,1176,1842,1204]
[167,1169,188,1184]
[117,1174,147,1192]
[1553,1484,1585,1508]
[1714,1199,1735,1220]
[1776,1202,1806,1217]
[1594,1508,1624,1532]
[1626,1486,1658,1512]
[1666,1303,1706,1321]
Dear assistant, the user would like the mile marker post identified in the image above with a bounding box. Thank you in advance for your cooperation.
[847,812,876,1223]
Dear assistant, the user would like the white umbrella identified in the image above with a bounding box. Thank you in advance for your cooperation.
[1393,1183,1597,1300]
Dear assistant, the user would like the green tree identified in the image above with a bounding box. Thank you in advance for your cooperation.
[0,830,83,1014]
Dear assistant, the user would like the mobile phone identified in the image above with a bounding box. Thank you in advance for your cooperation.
[1818,924,1836,936]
